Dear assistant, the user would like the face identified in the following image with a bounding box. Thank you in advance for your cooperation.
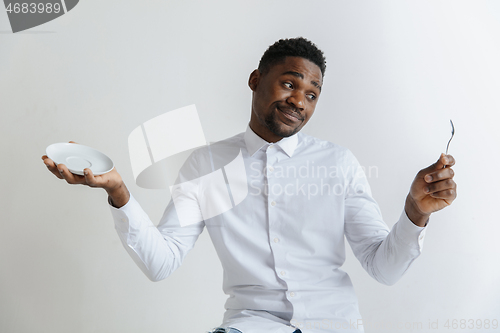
[248,56,323,143]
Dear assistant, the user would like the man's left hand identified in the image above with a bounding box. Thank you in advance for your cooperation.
[405,153,457,227]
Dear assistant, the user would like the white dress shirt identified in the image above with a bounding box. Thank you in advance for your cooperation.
[108,125,427,333]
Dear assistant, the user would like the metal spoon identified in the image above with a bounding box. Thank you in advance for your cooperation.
[443,119,454,168]
[445,119,455,155]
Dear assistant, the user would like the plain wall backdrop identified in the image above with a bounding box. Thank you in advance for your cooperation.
[1,1,499,332]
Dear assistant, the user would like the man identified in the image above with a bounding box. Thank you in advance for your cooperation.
[42,37,457,333]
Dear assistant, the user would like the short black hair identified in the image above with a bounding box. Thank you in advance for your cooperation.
[258,37,326,78]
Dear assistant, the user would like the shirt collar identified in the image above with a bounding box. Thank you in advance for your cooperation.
[244,124,299,158]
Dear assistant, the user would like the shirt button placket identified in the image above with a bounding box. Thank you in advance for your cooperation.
[267,144,287,289]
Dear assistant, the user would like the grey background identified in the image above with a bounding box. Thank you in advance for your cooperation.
[1,0,499,332]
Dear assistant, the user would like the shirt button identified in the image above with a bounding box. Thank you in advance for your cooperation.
[270,201,276,206]
[120,218,126,222]
[289,292,296,297]
[268,166,274,172]
[273,237,280,243]
[280,271,286,276]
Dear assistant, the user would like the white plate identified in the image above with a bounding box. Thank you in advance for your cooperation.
[46,143,114,176]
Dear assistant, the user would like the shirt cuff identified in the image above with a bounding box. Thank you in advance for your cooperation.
[108,193,151,234]
[394,209,427,250]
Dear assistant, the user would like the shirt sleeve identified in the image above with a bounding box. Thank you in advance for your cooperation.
[343,149,427,286]
[108,152,206,282]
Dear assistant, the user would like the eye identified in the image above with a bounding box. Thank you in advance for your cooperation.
[307,93,316,101]
[283,82,293,89]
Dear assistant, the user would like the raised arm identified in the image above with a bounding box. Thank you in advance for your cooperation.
[343,151,457,286]
[42,141,205,281]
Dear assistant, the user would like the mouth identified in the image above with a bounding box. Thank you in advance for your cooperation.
[277,106,302,123]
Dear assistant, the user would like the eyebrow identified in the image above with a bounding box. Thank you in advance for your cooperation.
[281,71,322,91]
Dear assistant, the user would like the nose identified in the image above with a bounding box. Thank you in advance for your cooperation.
[286,91,305,110]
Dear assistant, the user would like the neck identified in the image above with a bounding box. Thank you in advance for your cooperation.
[249,122,283,143]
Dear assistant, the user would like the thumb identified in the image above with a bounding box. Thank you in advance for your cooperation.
[434,153,450,170]
[420,153,447,176]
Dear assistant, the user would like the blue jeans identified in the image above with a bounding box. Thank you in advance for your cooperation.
[210,329,302,333]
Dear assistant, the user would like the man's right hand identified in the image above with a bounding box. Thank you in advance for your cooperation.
[42,141,130,208]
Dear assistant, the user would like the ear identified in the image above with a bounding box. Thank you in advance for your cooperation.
[248,69,261,91]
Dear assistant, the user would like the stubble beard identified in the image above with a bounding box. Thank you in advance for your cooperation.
[264,108,301,138]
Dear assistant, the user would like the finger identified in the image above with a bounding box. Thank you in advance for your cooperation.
[69,141,78,144]
[56,164,67,179]
[435,153,447,169]
[424,178,456,195]
[429,187,457,201]
[435,153,456,169]
[424,167,454,183]
[83,168,97,186]
[58,164,86,184]
[444,154,455,167]
[43,156,63,179]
